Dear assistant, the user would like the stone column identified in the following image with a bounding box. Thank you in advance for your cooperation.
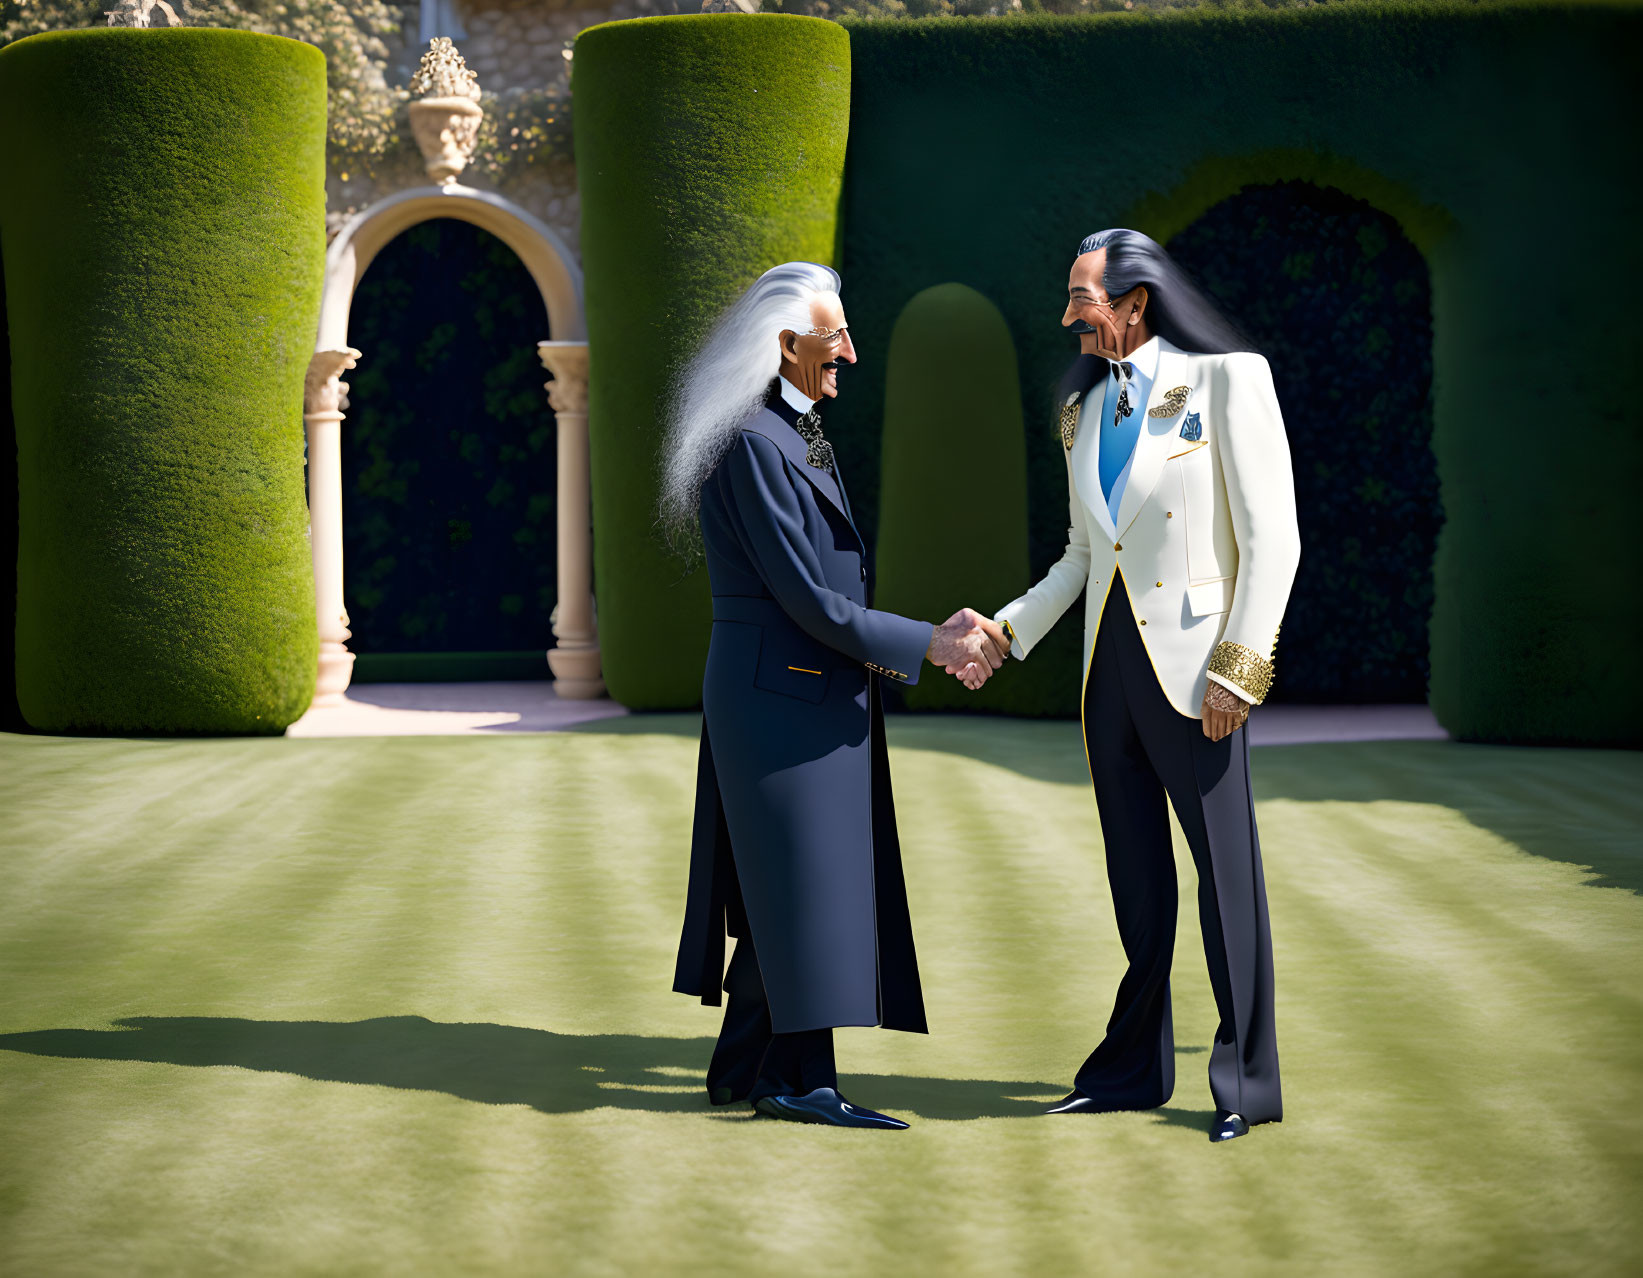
[537,340,605,699]
[304,348,362,706]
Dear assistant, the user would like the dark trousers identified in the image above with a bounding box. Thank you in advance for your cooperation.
[1076,579,1282,1124]
[707,932,837,1105]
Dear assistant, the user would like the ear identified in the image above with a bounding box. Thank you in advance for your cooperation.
[1130,285,1150,322]
[778,329,799,365]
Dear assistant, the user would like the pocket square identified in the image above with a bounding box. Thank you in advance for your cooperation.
[1179,411,1202,442]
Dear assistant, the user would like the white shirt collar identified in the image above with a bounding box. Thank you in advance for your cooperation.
[1115,334,1161,383]
[777,376,817,414]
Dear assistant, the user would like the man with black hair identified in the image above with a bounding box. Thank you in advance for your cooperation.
[988,229,1301,1141]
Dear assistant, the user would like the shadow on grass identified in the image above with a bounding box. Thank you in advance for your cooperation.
[0,1015,1063,1121]
[884,722,1643,895]
[1149,1106,1220,1131]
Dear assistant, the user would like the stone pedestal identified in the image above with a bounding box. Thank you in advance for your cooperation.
[408,96,484,186]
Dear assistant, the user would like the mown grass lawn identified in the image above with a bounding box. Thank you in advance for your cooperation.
[1,718,1638,1277]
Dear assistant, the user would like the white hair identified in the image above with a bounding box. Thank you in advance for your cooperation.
[657,261,842,554]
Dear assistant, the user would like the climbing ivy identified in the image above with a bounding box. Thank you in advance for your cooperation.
[0,0,567,185]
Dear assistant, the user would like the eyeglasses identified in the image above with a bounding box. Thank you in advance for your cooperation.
[802,325,849,344]
[1074,291,1146,317]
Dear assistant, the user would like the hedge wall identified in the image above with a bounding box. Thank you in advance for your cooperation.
[1,253,18,732]
[0,29,325,734]
[828,4,1643,743]
[873,283,1032,712]
[572,14,853,709]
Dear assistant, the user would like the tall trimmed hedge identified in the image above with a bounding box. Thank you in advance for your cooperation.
[874,283,1034,713]
[0,28,325,734]
[572,14,852,709]
[1,253,18,733]
[829,5,1643,744]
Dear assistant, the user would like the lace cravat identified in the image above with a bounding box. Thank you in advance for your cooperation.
[793,408,835,471]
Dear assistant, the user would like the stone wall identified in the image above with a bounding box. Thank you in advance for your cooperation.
[443,0,662,97]
[327,0,679,262]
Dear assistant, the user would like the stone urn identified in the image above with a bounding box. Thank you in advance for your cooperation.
[408,96,484,187]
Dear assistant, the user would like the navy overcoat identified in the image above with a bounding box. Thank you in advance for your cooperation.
[672,391,934,1035]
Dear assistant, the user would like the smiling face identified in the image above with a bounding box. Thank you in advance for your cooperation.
[1063,248,1150,360]
[779,292,856,401]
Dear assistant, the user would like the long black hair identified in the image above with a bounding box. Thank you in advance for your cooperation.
[1057,227,1258,404]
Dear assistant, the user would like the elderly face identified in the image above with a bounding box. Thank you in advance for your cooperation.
[780,292,856,401]
[1063,248,1146,360]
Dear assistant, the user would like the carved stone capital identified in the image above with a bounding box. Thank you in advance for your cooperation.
[305,348,362,417]
[538,341,589,415]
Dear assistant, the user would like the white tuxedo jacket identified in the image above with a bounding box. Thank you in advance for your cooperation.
[996,337,1301,716]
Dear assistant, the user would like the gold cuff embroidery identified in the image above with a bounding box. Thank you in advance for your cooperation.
[865,661,908,681]
[1208,641,1275,704]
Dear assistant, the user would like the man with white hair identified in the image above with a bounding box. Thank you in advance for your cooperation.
[665,261,1006,1129]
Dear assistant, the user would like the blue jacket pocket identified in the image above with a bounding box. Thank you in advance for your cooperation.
[753,632,832,705]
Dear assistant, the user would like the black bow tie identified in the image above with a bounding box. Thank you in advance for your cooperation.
[1109,360,1136,427]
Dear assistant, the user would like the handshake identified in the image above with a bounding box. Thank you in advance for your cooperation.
[925,608,1011,691]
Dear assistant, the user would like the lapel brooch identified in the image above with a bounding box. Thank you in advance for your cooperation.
[1148,386,1190,418]
[1059,392,1082,451]
[1179,410,1202,442]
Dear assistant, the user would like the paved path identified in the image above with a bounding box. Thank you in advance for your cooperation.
[286,681,630,737]
[287,682,1447,745]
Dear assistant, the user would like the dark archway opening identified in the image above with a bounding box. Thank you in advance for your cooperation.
[1167,181,1442,703]
[344,218,558,682]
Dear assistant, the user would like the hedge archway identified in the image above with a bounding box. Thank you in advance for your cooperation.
[1166,180,1442,703]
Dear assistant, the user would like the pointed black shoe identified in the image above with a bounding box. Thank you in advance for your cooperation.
[753,1087,909,1129]
[1210,1111,1249,1142]
[1046,1090,1102,1115]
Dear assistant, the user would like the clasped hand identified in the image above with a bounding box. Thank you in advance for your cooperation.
[926,608,1009,691]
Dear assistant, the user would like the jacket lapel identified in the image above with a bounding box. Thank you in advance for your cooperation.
[746,413,864,551]
[1069,392,1117,545]
[1113,342,1190,540]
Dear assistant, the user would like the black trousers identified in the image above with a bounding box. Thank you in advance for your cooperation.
[707,932,837,1105]
[1076,578,1282,1124]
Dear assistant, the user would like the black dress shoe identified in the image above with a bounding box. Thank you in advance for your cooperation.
[1046,1090,1101,1115]
[752,1087,909,1129]
[1210,1110,1249,1142]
